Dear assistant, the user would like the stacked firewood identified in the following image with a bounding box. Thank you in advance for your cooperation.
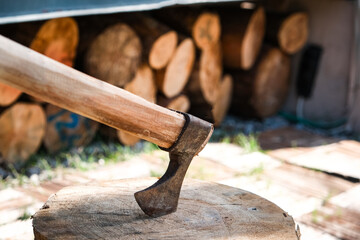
[0,4,308,164]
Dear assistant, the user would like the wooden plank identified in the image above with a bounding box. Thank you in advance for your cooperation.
[300,203,360,240]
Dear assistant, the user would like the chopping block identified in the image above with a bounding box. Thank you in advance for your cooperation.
[32,178,299,240]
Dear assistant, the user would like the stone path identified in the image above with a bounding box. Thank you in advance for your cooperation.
[0,126,359,240]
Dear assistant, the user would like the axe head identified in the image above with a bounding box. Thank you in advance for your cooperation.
[134,112,213,217]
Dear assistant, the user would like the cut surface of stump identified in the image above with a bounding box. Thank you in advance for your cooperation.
[32,178,297,240]
[0,82,21,106]
[222,7,265,70]
[44,105,99,153]
[85,23,142,87]
[266,12,309,54]
[230,47,291,118]
[117,63,157,146]
[156,38,195,98]
[0,103,46,163]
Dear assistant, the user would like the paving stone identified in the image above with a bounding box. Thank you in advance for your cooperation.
[298,223,341,240]
[0,219,34,240]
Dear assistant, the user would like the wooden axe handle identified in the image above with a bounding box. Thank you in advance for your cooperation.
[0,35,185,149]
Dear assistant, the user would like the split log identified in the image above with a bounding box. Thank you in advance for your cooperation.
[156,38,196,98]
[119,13,178,70]
[153,8,221,50]
[0,83,21,106]
[221,6,265,70]
[32,178,298,240]
[44,105,99,153]
[229,46,291,119]
[157,94,190,113]
[0,103,46,164]
[117,63,157,146]
[212,74,233,126]
[266,12,309,54]
[84,23,142,88]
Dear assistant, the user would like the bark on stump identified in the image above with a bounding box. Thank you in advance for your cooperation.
[0,103,46,164]
[84,23,142,88]
[266,12,309,54]
[221,7,266,70]
[32,178,298,240]
[229,47,291,119]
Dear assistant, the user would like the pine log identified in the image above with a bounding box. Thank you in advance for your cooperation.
[0,103,46,164]
[266,12,309,54]
[119,13,178,70]
[229,46,291,119]
[44,105,99,153]
[221,7,265,70]
[212,74,233,126]
[157,94,190,113]
[117,63,157,146]
[153,8,221,50]
[32,178,298,240]
[84,23,142,88]
[156,38,195,98]
[0,82,21,106]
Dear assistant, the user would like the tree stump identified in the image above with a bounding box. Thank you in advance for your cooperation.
[0,103,46,163]
[32,178,298,240]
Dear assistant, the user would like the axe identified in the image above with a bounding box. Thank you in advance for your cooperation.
[0,35,213,217]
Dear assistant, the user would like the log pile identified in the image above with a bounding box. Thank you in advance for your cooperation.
[0,3,309,164]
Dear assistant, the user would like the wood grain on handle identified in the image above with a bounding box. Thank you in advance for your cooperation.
[0,35,185,149]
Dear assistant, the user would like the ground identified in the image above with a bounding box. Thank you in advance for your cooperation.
[0,116,359,240]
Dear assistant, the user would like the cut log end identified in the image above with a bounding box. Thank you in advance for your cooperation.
[0,83,22,106]
[160,38,196,98]
[252,48,291,118]
[32,178,298,240]
[149,31,178,69]
[241,7,266,70]
[158,94,191,113]
[85,23,142,88]
[199,42,223,104]
[278,12,309,54]
[192,12,221,50]
[212,74,233,126]
[0,103,46,163]
[30,17,79,68]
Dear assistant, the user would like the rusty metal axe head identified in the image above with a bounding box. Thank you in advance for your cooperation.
[134,112,213,217]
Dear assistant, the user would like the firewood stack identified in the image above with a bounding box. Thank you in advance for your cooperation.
[0,3,309,164]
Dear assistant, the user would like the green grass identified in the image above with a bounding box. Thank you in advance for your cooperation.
[234,133,261,153]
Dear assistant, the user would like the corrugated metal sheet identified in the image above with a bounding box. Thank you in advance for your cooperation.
[0,0,239,24]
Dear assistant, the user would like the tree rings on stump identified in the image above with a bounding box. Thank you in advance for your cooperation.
[32,178,298,240]
[85,23,142,87]
[0,103,46,163]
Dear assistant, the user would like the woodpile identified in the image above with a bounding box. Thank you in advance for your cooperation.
[0,3,309,164]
